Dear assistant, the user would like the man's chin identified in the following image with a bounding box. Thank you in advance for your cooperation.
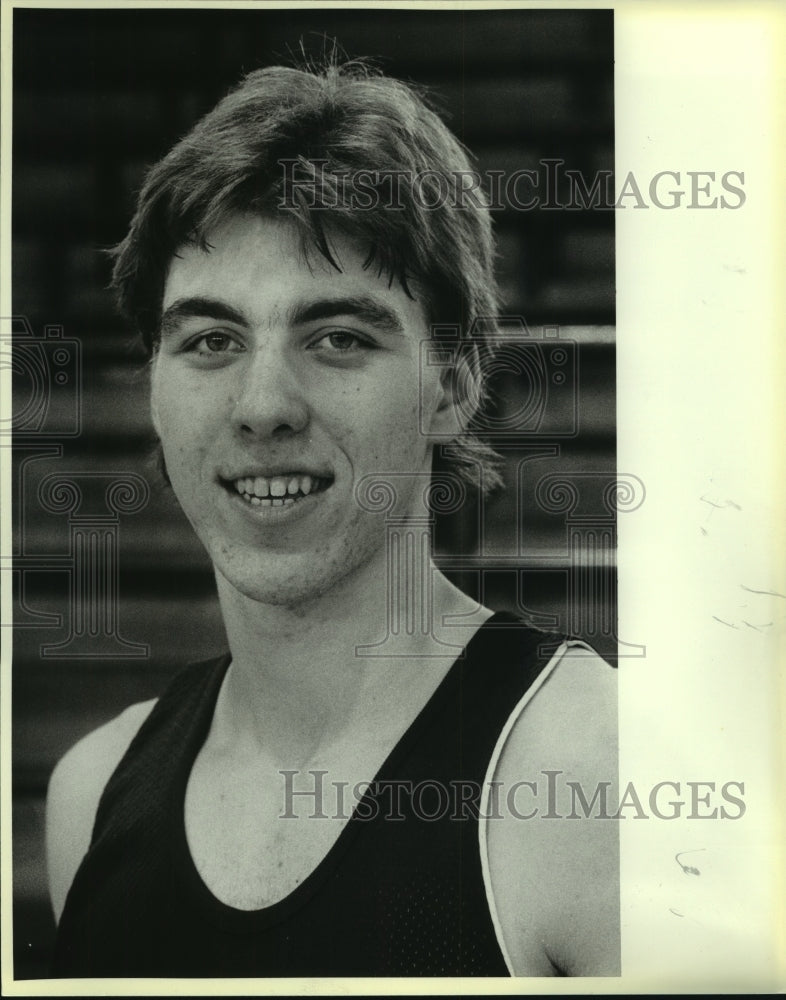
[217,573,329,610]
[212,549,375,613]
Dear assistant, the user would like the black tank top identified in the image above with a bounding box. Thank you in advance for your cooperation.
[52,613,566,977]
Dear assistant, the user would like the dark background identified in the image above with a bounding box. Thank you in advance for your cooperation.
[11,6,615,979]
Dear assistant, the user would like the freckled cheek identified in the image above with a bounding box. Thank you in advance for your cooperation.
[155,384,230,438]
[378,397,423,439]
[352,382,422,424]
[154,403,215,481]
[316,380,426,467]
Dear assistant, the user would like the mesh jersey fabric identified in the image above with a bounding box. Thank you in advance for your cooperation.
[52,612,567,977]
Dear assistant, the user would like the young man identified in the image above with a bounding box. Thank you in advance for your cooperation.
[46,62,619,977]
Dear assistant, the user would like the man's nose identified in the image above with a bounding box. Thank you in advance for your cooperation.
[230,344,309,438]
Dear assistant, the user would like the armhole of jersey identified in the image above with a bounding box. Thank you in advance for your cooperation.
[477,637,596,975]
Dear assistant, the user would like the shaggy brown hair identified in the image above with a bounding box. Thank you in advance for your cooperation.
[111,60,504,491]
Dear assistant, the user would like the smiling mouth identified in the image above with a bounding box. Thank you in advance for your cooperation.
[224,473,333,507]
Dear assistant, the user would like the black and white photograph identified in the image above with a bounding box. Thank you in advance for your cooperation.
[2,0,783,993]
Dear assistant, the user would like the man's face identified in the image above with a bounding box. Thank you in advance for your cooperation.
[151,213,453,608]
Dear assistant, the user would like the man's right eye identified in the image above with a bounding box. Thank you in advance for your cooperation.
[187,331,244,355]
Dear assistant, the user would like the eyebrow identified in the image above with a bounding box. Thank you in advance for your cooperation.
[159,297,249,338]
[290,296,405,336]
[158,294,406,339]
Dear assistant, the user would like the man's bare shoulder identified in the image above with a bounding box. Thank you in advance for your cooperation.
[486,643,620,977]
[46,698,158,924]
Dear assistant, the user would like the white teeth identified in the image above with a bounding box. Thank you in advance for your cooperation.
[232,473,328,503]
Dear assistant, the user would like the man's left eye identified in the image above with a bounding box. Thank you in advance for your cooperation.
[312,331,371,353]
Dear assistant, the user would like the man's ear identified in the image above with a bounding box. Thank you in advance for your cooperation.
[149,352,162,437]
[149,377,161,438]
[427,348,483,440]
[150,398,161,437]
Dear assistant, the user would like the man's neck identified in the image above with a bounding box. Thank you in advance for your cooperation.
[211,555,490,768]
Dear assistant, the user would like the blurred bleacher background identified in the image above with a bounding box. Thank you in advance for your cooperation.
[10,7,615,979]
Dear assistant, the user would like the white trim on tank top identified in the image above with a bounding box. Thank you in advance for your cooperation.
[477,637,596,975]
